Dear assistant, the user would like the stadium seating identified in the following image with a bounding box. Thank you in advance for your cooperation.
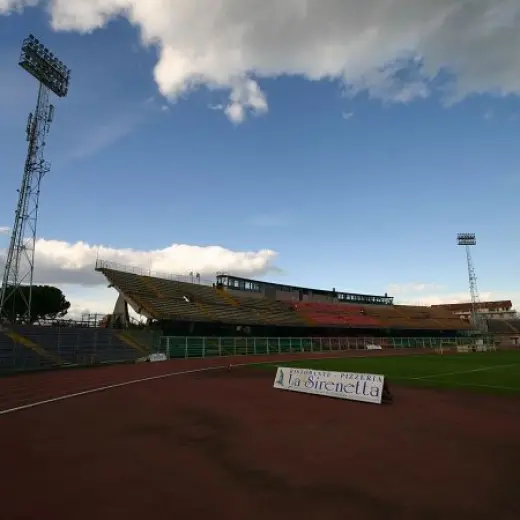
[486,319,520,334]
[391,305,452,330]
[0,330,53,372]
[422,306,471,330]
[99,268,307,326]
[399,306,443,329]
[0,326,144,372]
[360,305,410,328]
[241,299,307,326]
[292,302,381,327]
[362,304,470,330]
[97,267,471,332]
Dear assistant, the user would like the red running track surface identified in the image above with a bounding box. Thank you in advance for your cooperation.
[1,349,520,520]
[0,349,421,413]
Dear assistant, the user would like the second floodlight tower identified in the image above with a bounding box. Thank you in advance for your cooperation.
[456,233,481,327]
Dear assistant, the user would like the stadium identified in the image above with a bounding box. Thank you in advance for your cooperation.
[0,258,510,370]
[1,32,520,520]
[2,260,520,519]
[4,257,520,371]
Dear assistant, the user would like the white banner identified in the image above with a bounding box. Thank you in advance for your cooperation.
[148,353,167,362]
[273,367,385,405]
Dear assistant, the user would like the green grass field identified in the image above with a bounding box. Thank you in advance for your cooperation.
[260,350,520,396]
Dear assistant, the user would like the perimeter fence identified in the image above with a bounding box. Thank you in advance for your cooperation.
[157,335,486,358]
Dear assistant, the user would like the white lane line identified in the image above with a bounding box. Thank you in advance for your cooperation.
[0,349,465,417]
[0,352,371,416]
[410,363,518,380]
[0,365,227,417]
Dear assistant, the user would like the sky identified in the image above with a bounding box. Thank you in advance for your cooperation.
[0,0,519,319]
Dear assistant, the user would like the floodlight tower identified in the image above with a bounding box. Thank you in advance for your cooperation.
[456,233,481,327]
[0,35,70,324]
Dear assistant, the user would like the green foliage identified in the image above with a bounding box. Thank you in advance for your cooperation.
[1,285,71,323]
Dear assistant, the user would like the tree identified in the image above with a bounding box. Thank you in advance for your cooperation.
[1,285,71,324]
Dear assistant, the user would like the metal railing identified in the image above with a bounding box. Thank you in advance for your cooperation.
[157,336,480,359]
[95,259,215,286]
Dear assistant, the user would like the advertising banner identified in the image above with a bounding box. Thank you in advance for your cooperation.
[273,366,385,405]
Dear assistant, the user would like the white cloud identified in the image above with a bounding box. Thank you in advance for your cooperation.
[66,289,116,318]
[224,78,268,123]
[0,226,9,236]
[0,0,36,13]
[0,236,279,317]
[0,237,278,287]
[1,1,519,122]
[342,111,354,120]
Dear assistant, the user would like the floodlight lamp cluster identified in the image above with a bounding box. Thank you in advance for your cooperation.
[19,34,70,98]
[457,233,476,246]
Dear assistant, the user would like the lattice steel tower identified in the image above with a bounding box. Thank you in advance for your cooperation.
[0,35,70,324]
[456,233,481,327]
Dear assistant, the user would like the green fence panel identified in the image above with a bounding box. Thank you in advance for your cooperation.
[159,335,469,359]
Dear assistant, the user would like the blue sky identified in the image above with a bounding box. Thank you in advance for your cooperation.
[0,1,519,316]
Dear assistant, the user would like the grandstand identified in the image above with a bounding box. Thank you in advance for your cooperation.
[95,260,471,337]
[433,300,520,346]
[4,260,513,374]
[432,300,517,320]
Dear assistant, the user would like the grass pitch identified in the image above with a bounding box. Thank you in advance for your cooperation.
[260,350,520,396]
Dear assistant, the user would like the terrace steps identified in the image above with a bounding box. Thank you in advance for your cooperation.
[6,330,62,365]
[117,332,149,355]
